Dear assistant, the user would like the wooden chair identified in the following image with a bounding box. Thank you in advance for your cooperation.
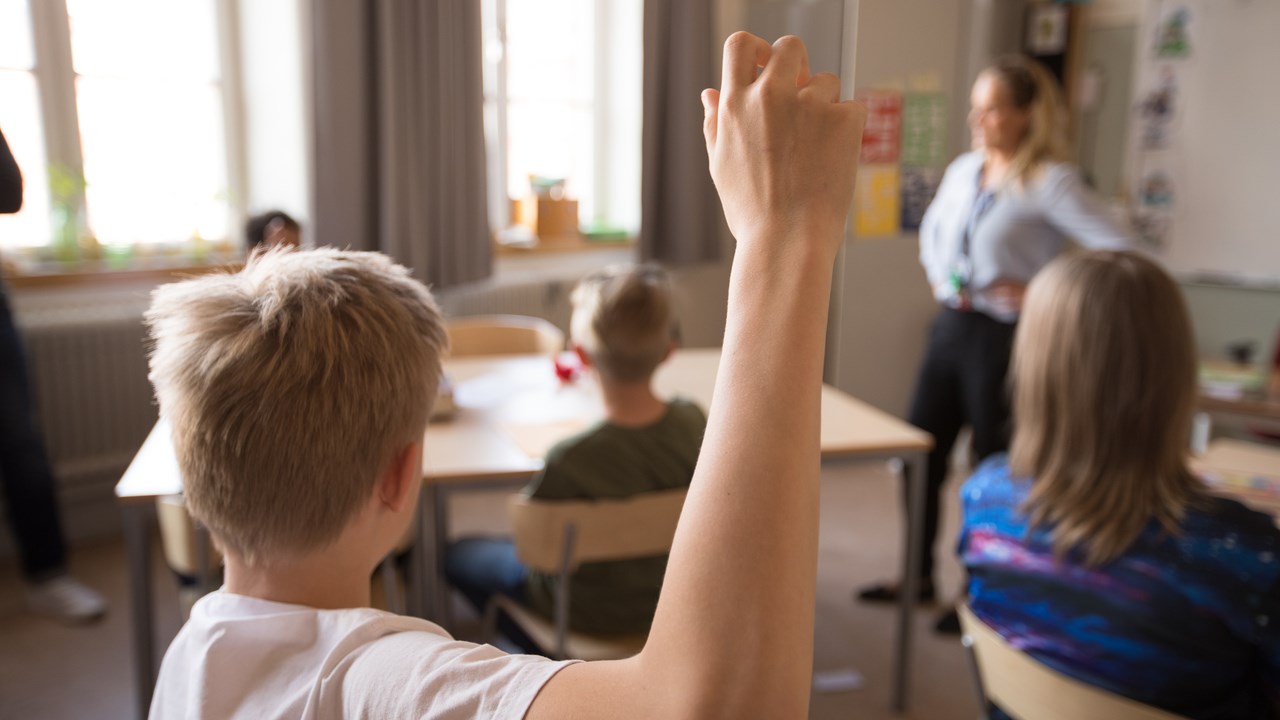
[958,604,1187,720]
[483,488,688,660]
[156,495,222,617]
[446,315,564,357]
[158,495,413,616]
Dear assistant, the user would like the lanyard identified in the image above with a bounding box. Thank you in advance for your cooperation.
[950,176,997,296]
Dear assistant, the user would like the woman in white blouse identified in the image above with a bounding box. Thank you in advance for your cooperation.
[857,55,1133,632]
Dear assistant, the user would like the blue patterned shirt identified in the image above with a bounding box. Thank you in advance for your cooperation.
[959,455,1280,719]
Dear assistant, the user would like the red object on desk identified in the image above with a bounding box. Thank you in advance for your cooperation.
[553,352,581,382]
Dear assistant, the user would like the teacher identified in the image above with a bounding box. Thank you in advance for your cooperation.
[857,55,1133,632]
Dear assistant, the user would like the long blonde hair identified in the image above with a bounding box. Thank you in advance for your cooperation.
[984,55,1069,188]
[1010,251,1206,566]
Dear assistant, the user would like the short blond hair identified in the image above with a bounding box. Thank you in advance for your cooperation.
[1011,250,1206,566]
[146,248,447,565]
[570,263,675,382]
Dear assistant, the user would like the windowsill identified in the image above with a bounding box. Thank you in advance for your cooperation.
[492,236,636,285]
[3,255,243,291]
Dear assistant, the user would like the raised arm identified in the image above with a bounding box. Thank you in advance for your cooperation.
[527,33,865,720]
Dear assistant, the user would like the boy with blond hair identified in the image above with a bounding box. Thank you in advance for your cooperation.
[147,32,866,719]
[446,263,706,642]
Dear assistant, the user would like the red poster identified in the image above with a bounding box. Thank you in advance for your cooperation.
[860,91,903,164]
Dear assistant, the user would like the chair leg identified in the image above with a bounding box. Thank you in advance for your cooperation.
[961,633,990,715]
[481,598,500,645]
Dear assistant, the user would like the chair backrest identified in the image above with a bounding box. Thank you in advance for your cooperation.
[446,315,564,357]
[958,604,1188,720]
[156,494,222,576]
[507,488,688,573]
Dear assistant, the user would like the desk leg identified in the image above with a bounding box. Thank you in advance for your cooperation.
[124,503,155,720]
[893,452,925,713]
[433,486,453,631]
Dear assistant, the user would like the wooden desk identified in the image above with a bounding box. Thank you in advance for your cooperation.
[1193,438,1280,517]
[1198,393,1280,436]
[116,348,933,716]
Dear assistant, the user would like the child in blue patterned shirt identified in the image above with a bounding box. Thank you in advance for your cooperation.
[959,250,1280,719]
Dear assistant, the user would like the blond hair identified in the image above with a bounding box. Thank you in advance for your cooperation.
[146,248,447,565]
[570,263,676,382]
[984,55,1069,189]
[1010,250,1206,566]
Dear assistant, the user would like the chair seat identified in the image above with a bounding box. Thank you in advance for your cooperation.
[491,595,647,661]
[959,604,1188,720]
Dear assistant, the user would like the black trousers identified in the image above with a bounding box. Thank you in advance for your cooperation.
[0,287,67,581]
[906,307,1016,582]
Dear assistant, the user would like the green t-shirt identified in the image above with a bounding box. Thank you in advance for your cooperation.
[523,397,706,635]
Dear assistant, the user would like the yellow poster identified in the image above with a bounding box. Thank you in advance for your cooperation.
[853,164,901,238]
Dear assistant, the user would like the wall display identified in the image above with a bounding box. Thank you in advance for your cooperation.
[1127,0,1280,281]
[859,91,904,165]
[901,166,943,231]
[1027,5,1069,55]
[853,164,902,238]
[1155,3,1194,58]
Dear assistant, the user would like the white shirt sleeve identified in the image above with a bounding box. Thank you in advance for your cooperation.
[1039,165,1135,250]
[337,631,577,719]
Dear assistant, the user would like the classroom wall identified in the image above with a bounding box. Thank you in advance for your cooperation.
[828,0,1026,416]
[1182,283,1280,365]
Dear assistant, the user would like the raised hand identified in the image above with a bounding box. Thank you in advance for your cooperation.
[701,33,866,259]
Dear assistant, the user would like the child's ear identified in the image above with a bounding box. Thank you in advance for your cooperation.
[573,344,592,368]
[378,442,421,513]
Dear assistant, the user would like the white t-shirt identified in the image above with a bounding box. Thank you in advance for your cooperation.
[150,592,575,719]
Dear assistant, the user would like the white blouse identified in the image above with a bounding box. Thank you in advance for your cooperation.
[918,151,1134,322]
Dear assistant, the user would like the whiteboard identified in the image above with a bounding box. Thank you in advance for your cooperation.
[1128,0,1280,283]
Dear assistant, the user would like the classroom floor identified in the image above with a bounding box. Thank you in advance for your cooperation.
[0,462,978,720]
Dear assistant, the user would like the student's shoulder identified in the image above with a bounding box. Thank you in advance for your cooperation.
[1189,495,1280,546]
[342,628,574,718]
[961,454,1027,510]
[543,422,614,467]
[666,397,708,428]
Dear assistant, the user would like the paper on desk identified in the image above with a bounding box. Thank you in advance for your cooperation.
[503,420,591,459]
[812,668,864,694]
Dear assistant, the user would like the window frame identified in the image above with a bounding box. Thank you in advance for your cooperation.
[6,0,246,266]
[482,0,641,239]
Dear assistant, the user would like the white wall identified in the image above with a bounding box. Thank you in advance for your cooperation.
[830,0,985,416]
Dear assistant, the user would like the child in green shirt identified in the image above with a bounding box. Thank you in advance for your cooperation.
[445,263,706,645]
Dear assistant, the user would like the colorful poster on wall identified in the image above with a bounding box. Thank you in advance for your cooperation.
[1137,65,1179,150]
[854,164,901,238]
[859,91,903,164]
[1155,3,1194,59]
[1027,5,1069,55]
[900,92,948,168]
[901,166,944,231]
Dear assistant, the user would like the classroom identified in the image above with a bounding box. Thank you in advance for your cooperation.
[1,0,1278,718]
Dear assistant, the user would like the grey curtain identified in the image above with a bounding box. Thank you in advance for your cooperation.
[312,0,491,288]
[640,0,724,265]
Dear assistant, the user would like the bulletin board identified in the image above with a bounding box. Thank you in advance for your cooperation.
[1129,0,1280,284]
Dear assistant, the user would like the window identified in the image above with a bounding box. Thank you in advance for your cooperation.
[481,0,643,238]
[0,0,238,264]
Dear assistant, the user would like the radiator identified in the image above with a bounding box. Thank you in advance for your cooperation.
[1,300,158,551]
[436,278,573,332]
[0,278,578,554]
